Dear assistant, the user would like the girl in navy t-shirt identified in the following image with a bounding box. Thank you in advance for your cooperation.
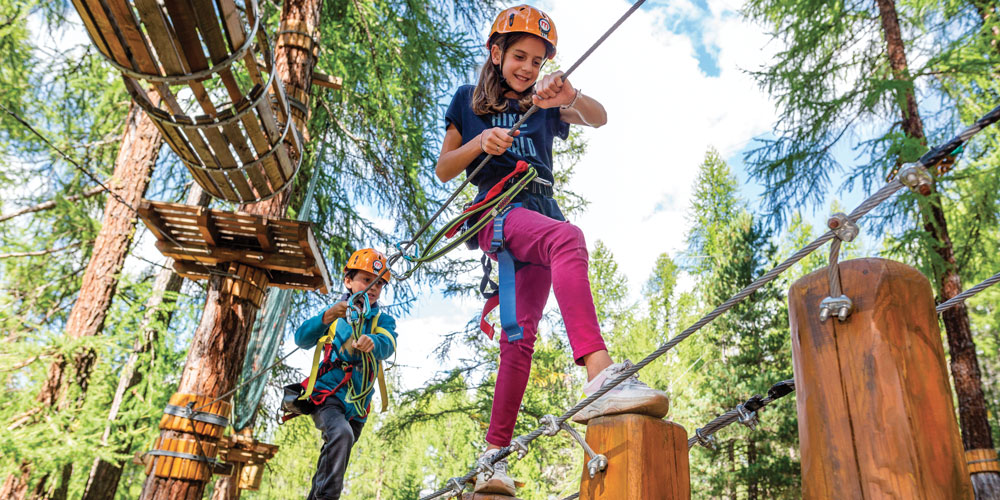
[435,5,668,495]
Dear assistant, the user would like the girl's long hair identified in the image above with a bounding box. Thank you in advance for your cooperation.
[472,32,536,115]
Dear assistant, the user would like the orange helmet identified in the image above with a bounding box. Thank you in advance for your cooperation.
[487,5,557,59]
[343,248,391,282]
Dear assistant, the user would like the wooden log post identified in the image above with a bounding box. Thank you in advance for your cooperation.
[788,258,973,499]
[579,414,690,500]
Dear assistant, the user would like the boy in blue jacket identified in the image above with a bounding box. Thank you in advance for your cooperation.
[292,248,398,500]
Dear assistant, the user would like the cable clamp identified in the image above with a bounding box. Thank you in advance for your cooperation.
[736,403,759,431]
[540,414,561,437]
[827,213,859,242]
[445,477,465,497]
[694,427,717,450]
[819,294,853,322]
[476,454,495,480]
[554,421,608,478]
[898,163,933,196]
[510,436,530,460]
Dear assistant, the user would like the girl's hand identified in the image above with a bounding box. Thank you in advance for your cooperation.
[353,334,375,353]
[479,127,520,156]
[322,301,349,324]
[532,71,575,109]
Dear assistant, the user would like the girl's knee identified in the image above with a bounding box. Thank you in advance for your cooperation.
[555,223,587,251]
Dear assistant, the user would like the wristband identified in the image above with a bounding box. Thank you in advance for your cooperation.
[561,88,582,110]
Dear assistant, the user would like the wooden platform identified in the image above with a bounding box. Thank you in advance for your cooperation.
[461,494,521,500]
[70,0,303,203]
[139,200,331,293]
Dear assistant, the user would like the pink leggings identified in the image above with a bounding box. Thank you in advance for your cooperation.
[477,207,607,447]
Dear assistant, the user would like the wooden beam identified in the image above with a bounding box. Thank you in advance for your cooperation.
[138,200,172,242]
[311,72,343,89]
[195,206,219,246]
[254,217,275,252]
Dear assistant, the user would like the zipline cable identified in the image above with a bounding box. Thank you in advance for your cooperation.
[936,270,1000,313]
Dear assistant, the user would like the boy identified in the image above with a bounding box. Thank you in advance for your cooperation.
[292,248,398,500]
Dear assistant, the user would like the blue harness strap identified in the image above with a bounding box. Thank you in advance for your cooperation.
[484,203,523,342]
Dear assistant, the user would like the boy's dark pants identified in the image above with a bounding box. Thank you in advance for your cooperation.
[307,398,365,500]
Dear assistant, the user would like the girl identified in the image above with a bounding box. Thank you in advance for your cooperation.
[436,5,669,495]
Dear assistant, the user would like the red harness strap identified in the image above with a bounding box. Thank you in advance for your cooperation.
[444,161,529,238]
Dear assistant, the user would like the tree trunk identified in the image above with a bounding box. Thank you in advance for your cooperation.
[80,186,208,500]
[876,0,999,497]
[727,438,736,500]
[748,437,758,500]
[138,0,320,497]
[210,427,255,500]
[1,92,163,500]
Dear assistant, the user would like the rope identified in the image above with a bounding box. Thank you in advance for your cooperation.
[827,238,843,298]
[937,270,1000,313]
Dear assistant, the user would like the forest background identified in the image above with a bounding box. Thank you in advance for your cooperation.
[0,0,998,499]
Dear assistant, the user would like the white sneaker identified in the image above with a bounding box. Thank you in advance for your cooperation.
[473,449,516,496]
[571,359,670,424]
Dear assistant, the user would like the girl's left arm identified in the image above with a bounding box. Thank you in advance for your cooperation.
[533,70,607,128]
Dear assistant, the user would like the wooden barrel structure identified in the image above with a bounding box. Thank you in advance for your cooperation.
[579,414,690,499]
[788,258,973,499]
[70,0,303,203]
[145,393,231,482]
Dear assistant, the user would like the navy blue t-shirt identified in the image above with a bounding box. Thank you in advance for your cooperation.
[444,85,570,196]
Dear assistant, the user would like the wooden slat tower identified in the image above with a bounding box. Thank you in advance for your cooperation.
[66,0,331,496]
[72,0,302,203]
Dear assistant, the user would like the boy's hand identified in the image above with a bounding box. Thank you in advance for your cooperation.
[532,71,575,109]
[352,334,375,353]
[322,301,349,324]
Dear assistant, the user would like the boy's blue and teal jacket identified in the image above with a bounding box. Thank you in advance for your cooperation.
[293,304,397,422]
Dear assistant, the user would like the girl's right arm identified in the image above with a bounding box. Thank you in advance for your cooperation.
[435,124,519,182]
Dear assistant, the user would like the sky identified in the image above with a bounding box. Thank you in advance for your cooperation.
[292,0,795,389]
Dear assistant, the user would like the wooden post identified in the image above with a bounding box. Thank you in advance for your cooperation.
[788,258,973,499]
[579,414,689,499]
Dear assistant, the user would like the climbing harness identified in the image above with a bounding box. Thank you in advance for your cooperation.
[394,162,538,280]
[480,202,524,341]
[280,300,395,423]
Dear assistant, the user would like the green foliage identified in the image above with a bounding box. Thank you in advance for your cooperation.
[671,150,799,498]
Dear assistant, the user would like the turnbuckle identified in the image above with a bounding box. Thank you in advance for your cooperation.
[539,415,608,478]
[819,294,853,322]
